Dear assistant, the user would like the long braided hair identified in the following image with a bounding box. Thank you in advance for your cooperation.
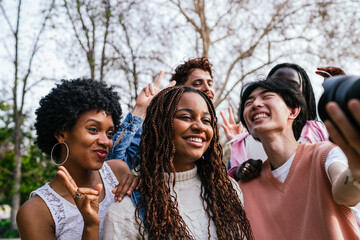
[135,86,253,239]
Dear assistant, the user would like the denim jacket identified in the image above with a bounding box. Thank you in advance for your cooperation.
[107,112,143,170]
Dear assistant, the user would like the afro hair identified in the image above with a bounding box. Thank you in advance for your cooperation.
[35,78,122,158]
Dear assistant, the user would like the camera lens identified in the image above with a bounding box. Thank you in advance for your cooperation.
[318,75,360,130]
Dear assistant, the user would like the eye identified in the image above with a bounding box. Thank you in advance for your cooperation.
[208,81,213,87]
[202,117,211,124]
[244,100,253,107]
[192,81,201,87]
[107,131,114,138]
[178,115,192,121]
[263,93,275,99]
[88,127,98,133]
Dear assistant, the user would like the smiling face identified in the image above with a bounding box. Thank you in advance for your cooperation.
[243,87,294,139]
[184,68,215,101]
[173,92,214,172]
[60,109,115,170]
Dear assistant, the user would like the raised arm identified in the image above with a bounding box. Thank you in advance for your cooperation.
[325,99,360,206]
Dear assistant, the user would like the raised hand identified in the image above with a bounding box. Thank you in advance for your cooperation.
[220,106,246,141]
[132,71,176,118]
[325,99,360,178]
[57,166,102,227]
[112,173,141,202]
[316,66,346,79]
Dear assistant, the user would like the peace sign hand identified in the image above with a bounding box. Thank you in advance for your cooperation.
[57,166,102,227]
[132,71,176,118]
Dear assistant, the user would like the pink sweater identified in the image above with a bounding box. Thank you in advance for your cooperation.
[239,142,359,240]
[228,120,329,177]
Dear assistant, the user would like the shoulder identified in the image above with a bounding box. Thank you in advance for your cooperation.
[106,159,131,180]
[17,195,55,239]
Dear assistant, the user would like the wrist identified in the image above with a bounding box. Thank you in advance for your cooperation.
[132,105,146,118]
[345,170,360,191]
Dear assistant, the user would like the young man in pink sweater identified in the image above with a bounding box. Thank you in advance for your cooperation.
[237,77,360,239]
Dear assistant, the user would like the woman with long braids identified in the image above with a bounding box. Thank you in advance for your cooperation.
[103,86,253,239]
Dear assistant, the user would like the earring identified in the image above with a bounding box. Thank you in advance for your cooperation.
[50,142,69,166]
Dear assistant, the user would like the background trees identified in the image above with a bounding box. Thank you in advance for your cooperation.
[0,0,359,235]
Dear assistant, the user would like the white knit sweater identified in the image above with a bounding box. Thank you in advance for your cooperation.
[103,166,242,239]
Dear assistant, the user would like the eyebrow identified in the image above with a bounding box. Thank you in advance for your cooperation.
[246,89,274,101]
[85,119,114,129]
[175,108,211,116]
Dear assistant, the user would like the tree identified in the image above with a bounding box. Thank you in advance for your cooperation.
[0,0,55,230]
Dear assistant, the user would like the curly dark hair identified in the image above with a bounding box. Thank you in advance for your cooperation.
[135,86,253,239]
[170,57,213,86]
[35,78,122,158]
[267,63,317,120]
[239,77,307,141]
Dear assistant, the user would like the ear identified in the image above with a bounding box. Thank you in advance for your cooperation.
[289,107,301,120]
[54,130,68,143]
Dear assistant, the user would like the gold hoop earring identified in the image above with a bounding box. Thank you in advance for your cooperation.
[50,142,69,166]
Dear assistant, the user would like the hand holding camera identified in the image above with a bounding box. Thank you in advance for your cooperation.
[318,75,360,177]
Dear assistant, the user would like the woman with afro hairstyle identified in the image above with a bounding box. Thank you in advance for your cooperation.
[103,86,253,240]
[16,79,137,240]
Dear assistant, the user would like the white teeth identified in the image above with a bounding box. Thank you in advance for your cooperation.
[254,113,269,120]
[187,137,203,143]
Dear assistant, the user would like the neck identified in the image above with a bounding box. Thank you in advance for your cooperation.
[259,131,299,170]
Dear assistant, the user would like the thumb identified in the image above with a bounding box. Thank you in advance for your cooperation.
[93,183,103,194]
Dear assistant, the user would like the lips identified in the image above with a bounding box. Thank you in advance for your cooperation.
[94,150,108,159]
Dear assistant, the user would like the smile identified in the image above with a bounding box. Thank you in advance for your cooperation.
[253,113,269,121]
[186,137,204,143]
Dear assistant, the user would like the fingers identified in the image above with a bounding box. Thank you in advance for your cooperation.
[112,174,141,202]
[235,159,262,182]
[57,166,78,195]
[228,107,236,124]
[220,111,230,126]
[325,101,360,164]
[154,71,164,88]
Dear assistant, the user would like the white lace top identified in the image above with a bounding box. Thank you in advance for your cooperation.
[103,166,243,239]
[30,162,118,240]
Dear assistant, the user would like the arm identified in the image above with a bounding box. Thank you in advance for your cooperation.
[16,196,56,240]
[108,71,175,169]
[325,99,360,206]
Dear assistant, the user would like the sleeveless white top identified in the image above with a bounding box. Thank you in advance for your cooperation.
[30,162,118,240]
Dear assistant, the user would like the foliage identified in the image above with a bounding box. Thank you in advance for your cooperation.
[0,220,19,238]
[0,101,57,206]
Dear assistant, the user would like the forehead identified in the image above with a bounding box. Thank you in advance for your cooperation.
[177,92,209,110]
[271,67,301,84]
[187,68,212,81]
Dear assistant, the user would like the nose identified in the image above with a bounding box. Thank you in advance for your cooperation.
[191,118,207,132]
[251,97,263,109]
[201,83,211,93]
[97,132,113,149]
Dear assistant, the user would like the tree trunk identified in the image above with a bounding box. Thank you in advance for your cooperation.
[10,112,23,230]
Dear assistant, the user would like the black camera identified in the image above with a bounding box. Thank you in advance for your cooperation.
[318,75,360,131]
